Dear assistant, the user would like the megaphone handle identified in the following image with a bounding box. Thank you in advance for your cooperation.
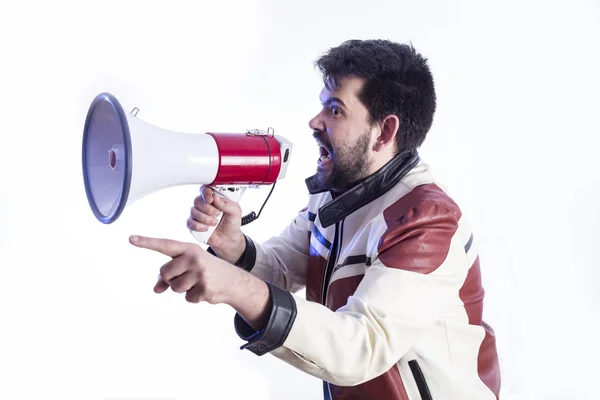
[189,186,247,245]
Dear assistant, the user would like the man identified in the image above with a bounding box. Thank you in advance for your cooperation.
[130,39,502,399]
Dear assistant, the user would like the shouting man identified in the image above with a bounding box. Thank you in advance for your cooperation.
[131,39,502,399]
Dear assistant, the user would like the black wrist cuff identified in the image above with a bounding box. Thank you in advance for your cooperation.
[233,283,297,356]
[233,234,256,272]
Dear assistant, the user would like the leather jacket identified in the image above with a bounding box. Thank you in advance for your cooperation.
[218,152,501,399]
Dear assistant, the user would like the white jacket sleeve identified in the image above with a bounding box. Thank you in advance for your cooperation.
[236,207,311,294]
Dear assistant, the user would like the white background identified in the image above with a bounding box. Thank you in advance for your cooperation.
[1,0,599,399]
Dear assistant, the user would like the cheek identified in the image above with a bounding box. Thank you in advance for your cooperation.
[327,126,351,150]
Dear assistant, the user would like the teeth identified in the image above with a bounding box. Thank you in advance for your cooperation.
[319,154,330,162]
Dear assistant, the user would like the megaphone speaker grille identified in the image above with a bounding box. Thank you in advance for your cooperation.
[82,92,132,224]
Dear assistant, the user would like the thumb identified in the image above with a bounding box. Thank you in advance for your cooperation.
[212,192,241,215]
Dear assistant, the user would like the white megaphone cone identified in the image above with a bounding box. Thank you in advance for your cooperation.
[81,92,293,244]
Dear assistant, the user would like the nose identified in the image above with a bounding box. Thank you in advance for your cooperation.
[308,110,325,133]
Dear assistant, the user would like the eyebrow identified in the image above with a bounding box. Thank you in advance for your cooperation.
[321,96,347,109]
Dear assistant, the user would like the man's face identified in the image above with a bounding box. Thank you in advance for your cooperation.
[309,76,377,193]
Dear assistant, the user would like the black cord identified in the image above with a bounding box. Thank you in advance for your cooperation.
[241,181,277,226]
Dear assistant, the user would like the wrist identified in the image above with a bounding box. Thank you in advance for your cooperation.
[223,267,271,331]
[211,232,247,264]
[230,232,247,264]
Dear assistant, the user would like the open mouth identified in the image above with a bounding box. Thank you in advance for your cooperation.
[319,145,331,163]
[314,134,333,167]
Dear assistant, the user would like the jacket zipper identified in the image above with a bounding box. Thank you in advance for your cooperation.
[408,360,433,400]
[322,220,343,399]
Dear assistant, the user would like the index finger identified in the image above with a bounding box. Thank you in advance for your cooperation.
[129,235,188,257]
[200,185,214,203]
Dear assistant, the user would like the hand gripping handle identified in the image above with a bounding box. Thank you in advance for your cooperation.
[189,186,247,245]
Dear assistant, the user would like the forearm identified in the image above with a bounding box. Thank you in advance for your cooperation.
[213,232,308,293]
[232,265,461,386]
[222,265,272,331]
[228,287,386,386]
[268,293,401,386]
[247,236,308,293]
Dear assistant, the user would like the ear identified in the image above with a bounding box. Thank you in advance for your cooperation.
[372,114,399,152]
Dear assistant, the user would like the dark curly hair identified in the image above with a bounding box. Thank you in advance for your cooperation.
[315,39,437,154]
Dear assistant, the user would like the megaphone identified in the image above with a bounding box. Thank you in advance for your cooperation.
[81,92,293,244]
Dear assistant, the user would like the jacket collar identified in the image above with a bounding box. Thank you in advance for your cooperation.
[304,150,420,228]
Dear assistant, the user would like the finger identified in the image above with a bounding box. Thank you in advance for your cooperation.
[168,271,196,294]
[193,196,221,217]
[187,218,209,232]
[154,276,170,294]
[159,257,189,283]
[211,192,241,215]
[185,283,206,303]
[190,206,220,226]
[200,185,214,204]
[129,235,188,257]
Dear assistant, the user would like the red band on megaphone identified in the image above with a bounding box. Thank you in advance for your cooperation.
[207,133,282,185]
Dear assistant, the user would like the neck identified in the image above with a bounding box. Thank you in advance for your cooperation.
[369,154,395,176]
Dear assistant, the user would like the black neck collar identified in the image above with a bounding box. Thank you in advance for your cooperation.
[304,150,420,228]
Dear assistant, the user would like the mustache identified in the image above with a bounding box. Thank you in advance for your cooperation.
[312,129,332,149]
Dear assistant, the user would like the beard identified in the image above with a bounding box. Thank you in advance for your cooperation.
[316,130,373,193]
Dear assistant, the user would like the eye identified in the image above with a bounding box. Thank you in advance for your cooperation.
[330,106,342,116]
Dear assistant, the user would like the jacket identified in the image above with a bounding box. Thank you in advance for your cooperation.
[224,151,501,399]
